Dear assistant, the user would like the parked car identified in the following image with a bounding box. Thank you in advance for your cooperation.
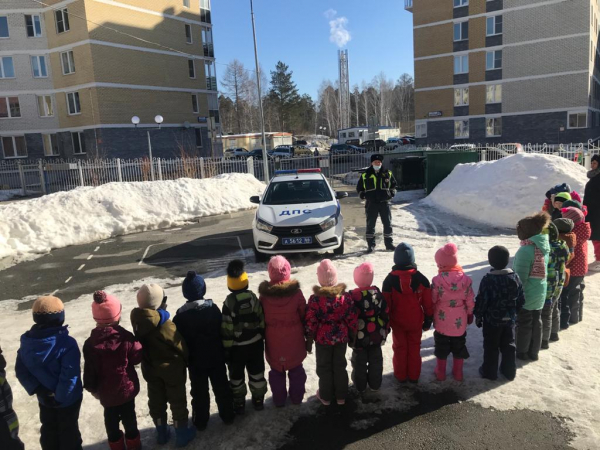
[270,146,295,158]
[497,143,524,154]
[400,136,416,145]
[449,144,477,152]
[294,145,317,157]
[224,148,249,159]
[329,144,364,155]
[360,139,387,151]
[247,149,270,159]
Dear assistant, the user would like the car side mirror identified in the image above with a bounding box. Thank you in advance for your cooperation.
[335,191,349,199]
[250,196,260,204]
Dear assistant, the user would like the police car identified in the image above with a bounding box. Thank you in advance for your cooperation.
[250,169,348,261]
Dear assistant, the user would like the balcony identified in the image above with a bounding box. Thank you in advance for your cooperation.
[203,43,214,58]
[206,77,217,91]
[404,0,413,11]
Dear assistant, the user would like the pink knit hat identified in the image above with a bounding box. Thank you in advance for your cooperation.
[353,262,374,288]
[435,243,459,268]
[92,291,122,325]
[268,255,291,283]
[317,259,338,287]
[561,207,584,224]
[570,191,582,203]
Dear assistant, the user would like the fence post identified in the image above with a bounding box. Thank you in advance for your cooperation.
[116,158,123,182]
[584,154,592,169]
[18,161,27,196]
[38,160,47,195]
[247,156,255,178]
[78,160,85,187]
[157,158,163,181]
[481,149,486,161]
[200,157,205,179]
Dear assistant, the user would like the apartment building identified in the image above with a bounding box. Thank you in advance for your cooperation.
[405,0,600,145]
[0,0,219,160]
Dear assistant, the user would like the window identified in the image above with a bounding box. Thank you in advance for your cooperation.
[486,84,502,103]
[43,134,60,156]
[486,117,502,137]
[454,21,468,41]
[0,16,8,38]
[25,15,42,37]
[341,132,346,138]
[200,0,211,23]
[454,0,468,6]
[349,131,355,137]
[37,95,54,117]
[66,92,81,115]
[192,94,199,113]
[31,55,48,78]
[188,59,196,78]
[568,112,587,129]
[208,94,219,123]
[486,50,502,70]
[183,0,190,7]
[486,16,502,36]
[185,24,192,43]
[72,132,86,154]
[55,8,70,34]
[0,57,15,78]
[454,87,469,106]
[60,51,75,75]
[454,120,469,139]
[454,55,469,74]
[195,128,203,147]
[416,123,427,138]
[202,27,214,57]
[0,97,21,118]
[2,136,27,158]
[205,61,216,90]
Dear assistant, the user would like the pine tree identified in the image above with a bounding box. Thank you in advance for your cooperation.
[268,61,301,132]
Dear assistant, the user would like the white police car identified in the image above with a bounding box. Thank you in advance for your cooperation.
[250,169,348,260]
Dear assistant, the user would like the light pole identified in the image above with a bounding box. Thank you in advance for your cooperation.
[132,114,163,181]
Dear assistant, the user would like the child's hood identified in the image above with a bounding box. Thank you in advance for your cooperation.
[352,287,384,314]
[20,326,70,363]
[528,233,551,255]
[88,326,129,352]
[312,283,346,298]
[436,270,470,289]
[131,308,162,337]
[258,279,301,300]
[176,299,214,315]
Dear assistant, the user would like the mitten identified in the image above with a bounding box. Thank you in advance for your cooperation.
[476,317,483,328]
[359,192,366,200]
[305,338,314,354]
[422,316,433,331]
[467,314,474,325]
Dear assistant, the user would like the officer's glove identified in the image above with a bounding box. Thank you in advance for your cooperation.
[359,192,366,200]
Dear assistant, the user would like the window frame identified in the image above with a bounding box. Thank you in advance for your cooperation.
[453,20,469,42]
[43,133,60,156]
[454,0,468,7]
[192,93,199,113]
[567,111,588,129]
[486,84,502,104]
[0,96,21,119]
[66,91,81,116]
[55,8,70,34]
[185,24,193,44]
[205,61,215,90]
[486,50,502,70]
[486,15,503,36]
[71,131,86,155]
[31,55,48,78]
[188,59,196,79]
[0,16,8,39]
[37,95,54,117]
[454,119,469,139]
[60,50,76,75]
[2,136,27,159]
[183,0,191,7]
[0,56,15,79]
[486,117,502,137]
[25,14,43,38]
[454,54,469,74]
[416,123,427,138]
[454,87,469,106]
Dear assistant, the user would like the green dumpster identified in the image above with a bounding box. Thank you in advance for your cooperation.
[424,151,479,194]
[391,155,426,190]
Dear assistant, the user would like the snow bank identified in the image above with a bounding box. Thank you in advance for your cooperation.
[426,154,589,229]
[0,173,265,260]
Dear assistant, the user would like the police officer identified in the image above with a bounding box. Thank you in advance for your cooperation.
[356,153,397,253]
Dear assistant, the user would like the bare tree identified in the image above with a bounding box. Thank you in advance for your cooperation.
[220,59,250,134]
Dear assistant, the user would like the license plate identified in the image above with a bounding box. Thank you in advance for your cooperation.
[282,237,313,245]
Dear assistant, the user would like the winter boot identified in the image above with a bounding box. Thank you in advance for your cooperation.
[108,433,125,450]
[516,352,528,361]
[541,340,549,350]
[125,432,142,450]
[316,390,330,406]
[434,358,447,381]
[233,398,245,415]
[452,358,464,382]
[174,423,196,448]
[336,399,346,406]
[385,242,395,251]
[155,423,170,445]
[550,332,560,342]
[366,245,375,254]
[252,397,264,411]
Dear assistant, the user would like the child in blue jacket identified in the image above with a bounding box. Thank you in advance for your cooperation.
[15,296,83,450]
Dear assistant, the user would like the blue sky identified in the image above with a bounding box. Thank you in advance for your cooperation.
[211,0,415,100]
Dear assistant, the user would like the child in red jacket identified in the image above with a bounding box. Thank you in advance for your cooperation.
[382,243,433,383]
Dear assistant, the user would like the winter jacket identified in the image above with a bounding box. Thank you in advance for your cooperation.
[584,170,600,241]
[474,269,525,327]
[258,280,307,372]
[545,239,570,305]
[83,326,142,408]
[221,290,264,349]
[382,265,433,332]
[305,284,358,346]
[559,231,576,264]
[356,165,397,204]
[130,308,188,381]
[349,286,390,349]
[431,269,475,337]
[570,221,592,276]
[15,326,83,408]
[513,233,551,311]
[173,299,226,371]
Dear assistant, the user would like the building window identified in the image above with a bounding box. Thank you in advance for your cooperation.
[568,112,587,129]
[192,94,199,113]
[0,97,21,118]
[66,92,81,115]
[31,55,48,78]
[486,84,502,103]
[349,131,356,137]
[43,134,60,156]
[25,14,43,37]
[454,55,469,74]
[454,0,468,6]
[195,128,203,148]
[55,8,70,33]
[60,50,76,75]
[454,120,469,139]
[183,0,190,7]
[0,57,15,78]
[486,16,502,36]
[188,59,196,78]
[486,117,502,137]
[37,95,54,117]
[185,24,192,44]
[0,17,8,38]
[202,27,214,57]
[454,21,468,42]
[205,61,216,90]
[72,132,86,154]
[2,136,27,158]
[486,50,502,70]
[454,87,469,106]
[416,123,427,138]
[208,94,219,123]
[200,0,211,23]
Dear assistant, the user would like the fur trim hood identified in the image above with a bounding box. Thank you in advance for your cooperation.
[258,279,301,297]
[517,211,550,241]
[312,283,347,297]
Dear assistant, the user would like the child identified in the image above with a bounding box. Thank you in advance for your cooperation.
[541,224,569,350]
[131,284,196,447]
[431,243,475,382]
[542,183,571,216]
[83,291,143,450]
[555,218,576,266]
[221,259,267,414]
[382,243,432,383]
[305,259,357,406]
[15,296,83,450]
[349,262,390,392]
[474,246,525,381]
[513,212,551,361]
[258,256,308,406]
[0,345,24,450]
[551,192,571,220]
[559,207,591,327]
[174,271,234,429]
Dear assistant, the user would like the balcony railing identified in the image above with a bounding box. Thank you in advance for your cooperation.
[206,77,217,91]
[203,43,214,58]
[404,0,413,10]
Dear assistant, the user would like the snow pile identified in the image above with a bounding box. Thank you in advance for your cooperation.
[426,154,589,229]
[0,173,265,260]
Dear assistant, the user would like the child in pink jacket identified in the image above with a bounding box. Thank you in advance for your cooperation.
[431,243,475,382]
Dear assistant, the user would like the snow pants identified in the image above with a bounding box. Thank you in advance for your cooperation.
[481,323,516,381]
[315,343,348,403]
[560,276,584,327]
[39,399,83,450]
[593,240,600,261]
[268,364,307,407]
[391,329,423,382]
[434,331,470,360]
[542,294,562,342]
[104,399,138,442]
[227,340,267,401]
[351,346,383,392]
[190,365,234,428]
[142,364,189,425]
[516,309,542,357]
[365,201,393,247]
[0,374,24,450]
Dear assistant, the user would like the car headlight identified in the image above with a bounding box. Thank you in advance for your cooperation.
[256,218,273,233]
[320,215,337,232]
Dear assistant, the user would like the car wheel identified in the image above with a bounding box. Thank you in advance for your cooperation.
[253,245,269,263]
[333,234,344,256]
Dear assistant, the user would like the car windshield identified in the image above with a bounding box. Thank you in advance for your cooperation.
[263,179,333,205]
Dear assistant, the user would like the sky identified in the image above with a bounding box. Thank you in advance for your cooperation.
[211,0,415,100]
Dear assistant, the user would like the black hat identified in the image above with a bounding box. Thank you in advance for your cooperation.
[371,154,384,163]
[488,246,510,270]
[592,154,600,164]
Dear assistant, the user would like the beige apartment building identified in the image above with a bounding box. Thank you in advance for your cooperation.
[0,0,219,160]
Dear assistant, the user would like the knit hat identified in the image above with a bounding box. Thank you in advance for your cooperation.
[570,191,582,203]
[182,271,206,301]
[268,255,291,284]
[32,296,65,326]
[394,242,415,266]
[92,291,122,325]
[137,284,165,310]
[353,262,374,288]
[435,243,459,268]
[371,153,384,163]
[547,222,559,242]
[561,199,583,211]
[227,259,248,291]
[554,192,571,203]
[553,218,574,233]
[592,154,600,164]
[317,259,338,287]
[561,207,584,224]
[517,212,550,241]
[552,183,571,194]
[488,246,509,270]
